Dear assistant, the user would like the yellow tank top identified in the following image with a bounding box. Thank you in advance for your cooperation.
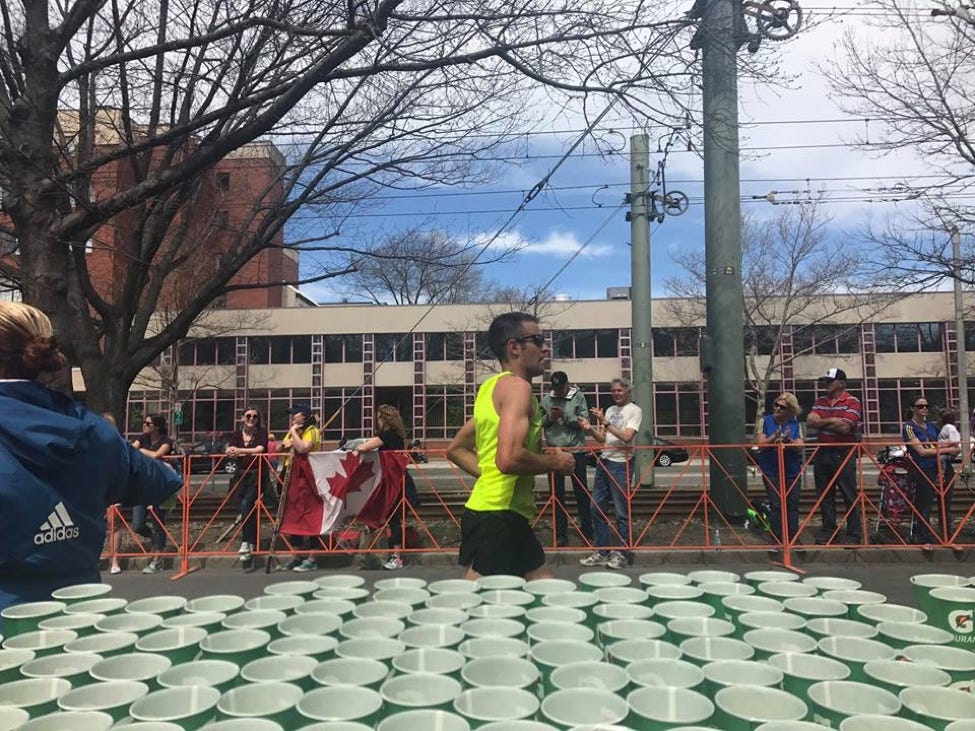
[465,371,542,520]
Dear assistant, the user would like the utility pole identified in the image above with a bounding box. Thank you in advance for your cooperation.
[629,134,655,486]
[700,0,748,517]
[952,226,970,471]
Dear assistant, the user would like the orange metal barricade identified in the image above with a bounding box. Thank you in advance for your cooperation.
[101,442,975,578]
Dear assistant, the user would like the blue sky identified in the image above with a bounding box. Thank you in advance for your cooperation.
[302,5,934,305]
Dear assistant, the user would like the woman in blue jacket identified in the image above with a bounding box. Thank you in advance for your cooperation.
[754,392,805,545]
[0,302,182,619]
[902,395,943,547]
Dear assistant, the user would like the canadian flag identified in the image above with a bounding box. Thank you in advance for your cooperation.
[279,451,408,536]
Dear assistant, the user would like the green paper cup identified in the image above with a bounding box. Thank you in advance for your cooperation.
[0,648,35,684]
[393,648,466,679]
[125,596,187,618]
[549,660,629,694]
[805,618,878,641]
[592,603,654,622]
[312,587,370,604]
[816,636,896,681]
[736,611,807,639]
[597,619,666,647]
[526,622,594,646]
[0,677,71,718]
[699,582,755,615]
[20,652,101,687]
[266,635,337,661]
[807,680,900,727]
[703,659,784,695]
[856,603,927,625]
[646,585,705,605]
[714,685,808,730]
[679,636,754,665]
[481,590,535,608]
[51,584,112,604]
[378,709,471,731]
[88,652,172,688]
[839,715,934,731]
[769,651,851,698]
[595,587,649,605]
[910,574,969,621]
[380,672,463,714]
[524,578,577,605]
[156,659,240,693]
[311,657,390,689]
[461,618,525,640]
[162,611,226,633]
[17,710,114,731]
[429,593,484,611]
[579,571,634,590]
[947,721,975,731]
[453,687,540,727]
[334,637,406,662]
[4,629,77,657]
[128,686,221,730]
[540,688,629,729]
[64,598,126,617]
[373,588,431,607]
[264,580,319,598]
[375,576,428,591]
[757,582,817,600]
[278,611,343,637]
[112,723,188,731]
[206,721,283,731]
[353,601,413,621]
[467,604,527,621]
[862,659,952,695]
[626,686,714,730]
[927,586,975,649]
[135,627,207,664]
[802,576,862,592]
[399,624,465,649]
[0,602,66,637]
[408,607,470,626]
[221,609,286,637]
[540,592,600,618]
[314,574,367,590]
[94,612,163,636]
[57,679,149,722]
[782,597,848,620]
[244,595,305,613]
[742,628,817,659]
[475,575,526,591]
[821,589,888,619]
[653,601,714,623]
[241,654,318,691]
[428,579,479,594]
[297,686,382,726]
[627,658,704,690]
[638,572,693,588]
[530,640,603,694]
[185,595,245,615]
[606,638,682,665]
[527,606,588,624]
[294,598,355,619]
[458,637,530,660]
[38,613,104,637]
[901,644,975,684]
[745,570,801,587]
[688,570,741,585]
[198,629,270,666]
[667,617,735,644]
[340,616,405,640]
[876,620,953,649]
[0,707,29,730]
[900,685,975,730]
[216,681,303,727]
[721,595,784,622]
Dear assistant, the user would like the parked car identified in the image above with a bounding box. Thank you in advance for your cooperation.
[652,436,690,467]
[186,440,238,474]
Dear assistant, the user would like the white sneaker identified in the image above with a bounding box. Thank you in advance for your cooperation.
[238,542,252,560]
[383,554,404,570]
[579,551,609,567]
[607,551,627,570]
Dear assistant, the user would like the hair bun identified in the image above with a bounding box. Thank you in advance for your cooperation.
[22,335,67,374]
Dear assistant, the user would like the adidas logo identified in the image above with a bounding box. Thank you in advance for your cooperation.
[33,502,80,545]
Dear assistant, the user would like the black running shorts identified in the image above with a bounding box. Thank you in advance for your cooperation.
[458,508,546,576]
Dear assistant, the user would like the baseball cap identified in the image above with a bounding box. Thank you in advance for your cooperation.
[819,367,847,383]
[551,371,568,388]
[288,403,313,417]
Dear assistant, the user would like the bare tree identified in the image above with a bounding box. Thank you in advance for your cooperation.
[0,0,707,420]
[340,227,512,305]
[665,203,898,429]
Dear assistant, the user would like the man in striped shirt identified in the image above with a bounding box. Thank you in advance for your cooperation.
[806,368,864,545]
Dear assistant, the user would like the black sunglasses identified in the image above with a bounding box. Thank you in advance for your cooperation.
[773,403,788,410]
[243,413,259,420]
[512,333,545,347]
[914,403,929,409]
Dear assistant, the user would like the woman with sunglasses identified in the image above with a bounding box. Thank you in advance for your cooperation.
[754,393,805,546]
[902,396,943,548]
[130,414,177,574]
[226,407,269,562]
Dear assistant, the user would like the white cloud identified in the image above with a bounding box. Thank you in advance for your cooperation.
[476,228,614,257]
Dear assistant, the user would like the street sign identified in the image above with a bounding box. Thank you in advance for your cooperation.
[173,411,183,426]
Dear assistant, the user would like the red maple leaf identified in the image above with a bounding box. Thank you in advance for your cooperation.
[328,452,376,500]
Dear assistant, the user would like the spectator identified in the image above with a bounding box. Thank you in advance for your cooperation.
[754,393,805,545]
[226,406,269,562]
[132,414,177,574]
[902,395,943,549]
[579,377,643,569]
[0,302,181,618]
[807,368,864,545]
[356,404,421,570]
[277,403,320,572]
[540,370,593,545]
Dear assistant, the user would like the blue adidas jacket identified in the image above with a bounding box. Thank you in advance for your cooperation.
[0,380,183,613]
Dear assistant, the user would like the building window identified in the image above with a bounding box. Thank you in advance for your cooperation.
[177,337,236,366]
[745,326,777,356]
[322,387,363,441]
[425,332,464,361]
[423,386,466,440]
[877,378,948,433]
[249,335,312,365]
[875,322,943,353]
[653,382,702,437]
[324,334,363,363]
[246,388,312,437]
[375,333,412,363]
[550,329,620,359]
[215,172,230,191]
